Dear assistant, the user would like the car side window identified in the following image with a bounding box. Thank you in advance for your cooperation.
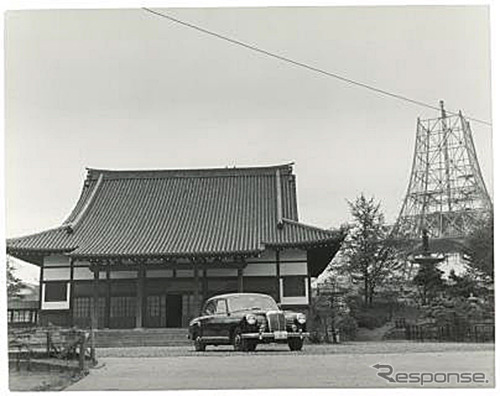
[215,299,227,315]
[203,301,216,315]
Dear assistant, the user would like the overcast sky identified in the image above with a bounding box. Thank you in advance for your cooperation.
[4,6,493,280]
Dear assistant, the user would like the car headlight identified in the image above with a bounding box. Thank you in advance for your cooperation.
[245,314,257,325]
[297,313,307,324]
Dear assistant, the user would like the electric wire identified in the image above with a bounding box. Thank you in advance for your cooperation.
[142,7,492,128]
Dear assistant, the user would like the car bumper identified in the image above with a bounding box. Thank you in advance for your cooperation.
[242,331,309,341]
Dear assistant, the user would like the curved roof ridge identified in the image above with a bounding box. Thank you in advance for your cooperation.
[66,173,104,232]
[85,162,295,179]
[62,170,99,225]
[87,162,294,173]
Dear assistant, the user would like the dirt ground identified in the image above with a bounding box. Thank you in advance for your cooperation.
[66,342,494,390]
[9,369,86,391]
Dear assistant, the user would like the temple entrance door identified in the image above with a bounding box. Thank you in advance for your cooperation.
[145,294,183,328]
[166,294,183,327]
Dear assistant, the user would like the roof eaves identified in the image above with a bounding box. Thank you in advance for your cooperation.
[6,225,69,243]
[7,246,76,254]
[264,236,343,249]
[69,248,265,261]
[281,218,340,235]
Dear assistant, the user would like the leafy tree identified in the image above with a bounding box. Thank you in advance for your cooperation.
[464,215,494,279]
[7,256,24,298]
[446,269,494,317]
[447,270,479,299]
[412,262,444,305]
[342,194,402,306]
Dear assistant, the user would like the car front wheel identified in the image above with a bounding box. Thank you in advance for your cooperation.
[288,338,303,351]
[232,327,249,352]
[246,340,257,352]
[194,335,206,352]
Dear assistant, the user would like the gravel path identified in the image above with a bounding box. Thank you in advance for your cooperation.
[68,348,495,390]
[96,341,494,358]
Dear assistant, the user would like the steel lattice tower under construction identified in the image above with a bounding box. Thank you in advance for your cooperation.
[392,101,492,240]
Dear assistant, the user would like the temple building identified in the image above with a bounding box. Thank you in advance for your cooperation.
[7,164,344,329]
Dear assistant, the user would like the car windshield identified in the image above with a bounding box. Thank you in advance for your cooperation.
[227,295,278,313]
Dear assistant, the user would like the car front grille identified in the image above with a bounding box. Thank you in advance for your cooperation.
[266,311,286,331]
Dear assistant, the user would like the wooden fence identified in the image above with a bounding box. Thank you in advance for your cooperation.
[8,326,94,371]
[403,322,494,342]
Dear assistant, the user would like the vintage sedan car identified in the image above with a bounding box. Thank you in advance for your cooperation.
[188,293,308,352]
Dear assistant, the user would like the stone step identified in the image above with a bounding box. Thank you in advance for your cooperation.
[94,328,191,348]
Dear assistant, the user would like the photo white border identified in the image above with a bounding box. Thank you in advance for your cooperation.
[0,2,498,396]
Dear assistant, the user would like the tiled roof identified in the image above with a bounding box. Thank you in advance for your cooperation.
[7,164,342,261]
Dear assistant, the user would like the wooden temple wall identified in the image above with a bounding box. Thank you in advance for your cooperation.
[39,249,310,328]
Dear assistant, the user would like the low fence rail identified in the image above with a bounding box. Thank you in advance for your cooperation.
[403,322,494,343]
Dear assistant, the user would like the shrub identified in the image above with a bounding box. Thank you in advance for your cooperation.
[355,311,388,330]
[308,314,326,343]
[306,310,358,343]
[335,315,358,341]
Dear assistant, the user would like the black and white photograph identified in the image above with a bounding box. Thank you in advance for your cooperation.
[2,1,497,392]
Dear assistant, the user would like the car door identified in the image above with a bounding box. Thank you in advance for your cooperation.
[196,300,215,336]
[203,298,230,339]
[212,299,237,339]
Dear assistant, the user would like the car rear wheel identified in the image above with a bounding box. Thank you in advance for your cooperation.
[194,335,206,352]
[288,338,303,351]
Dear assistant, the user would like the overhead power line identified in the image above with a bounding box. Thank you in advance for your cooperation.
[142,7,492,127]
